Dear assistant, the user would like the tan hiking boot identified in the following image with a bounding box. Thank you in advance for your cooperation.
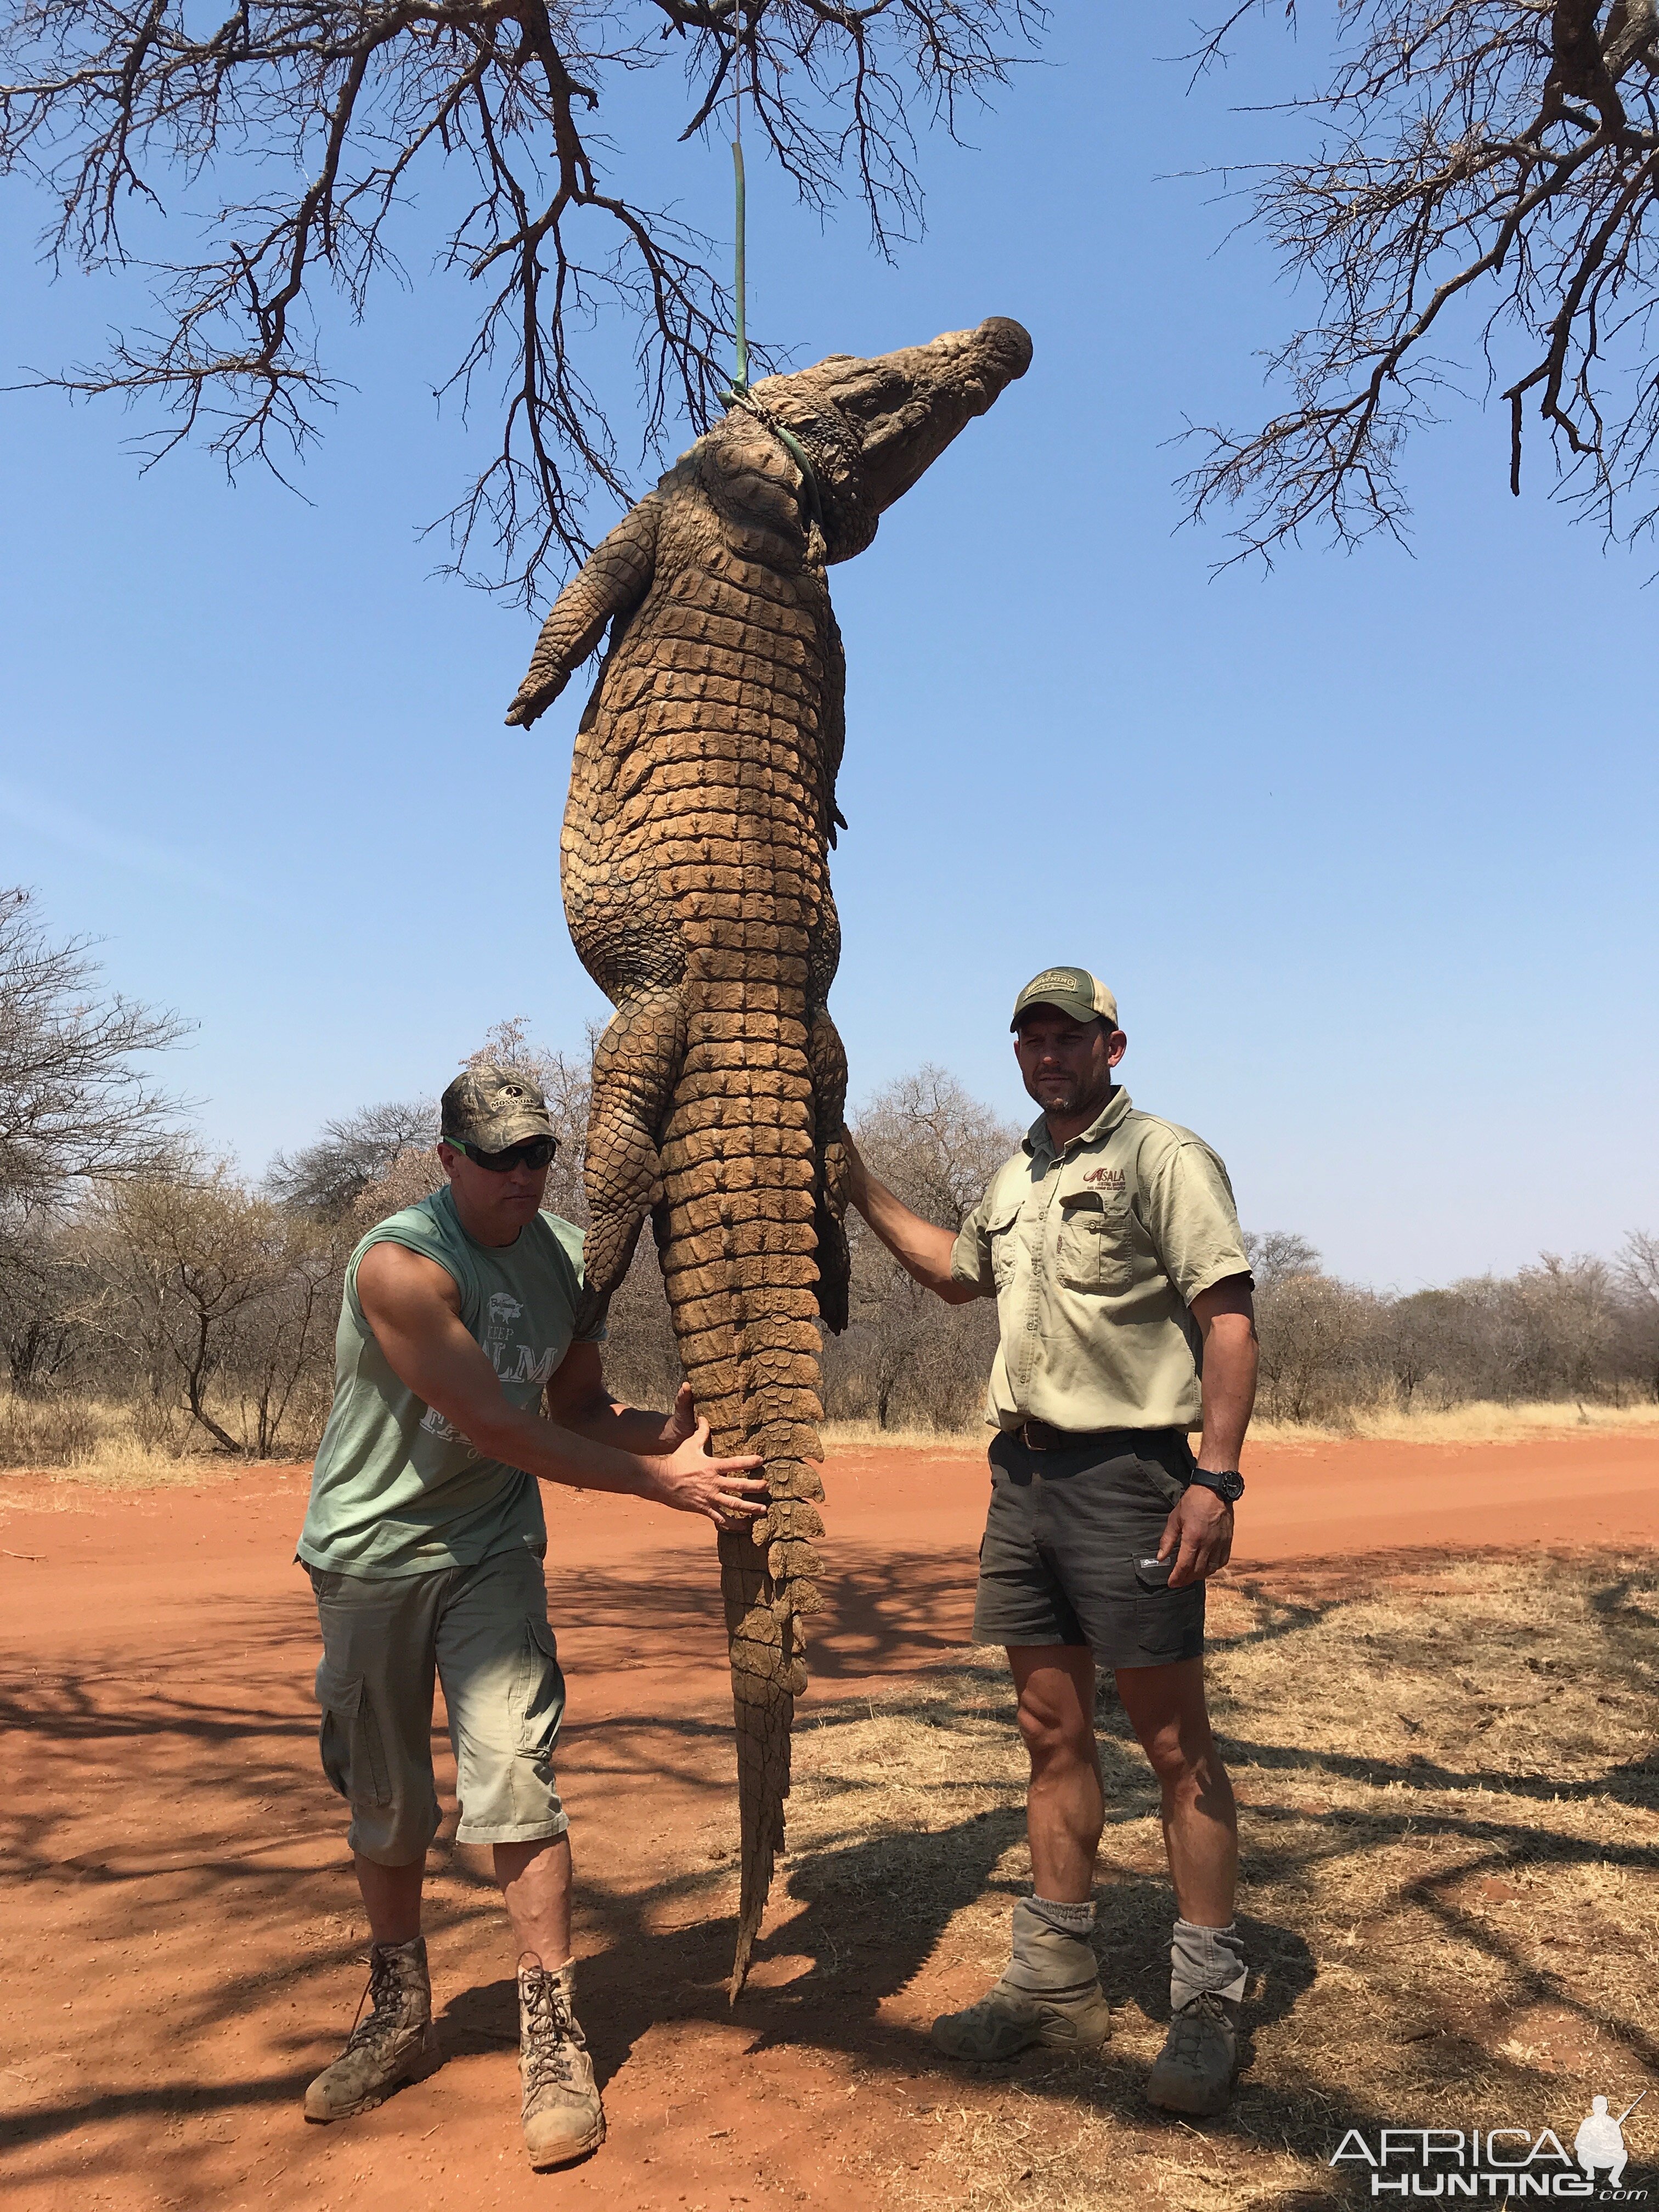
[519,1957,605,2169]
[931,1901,1113,2062]
[1145,1991,1240,2115]
[304,1937,442,2123]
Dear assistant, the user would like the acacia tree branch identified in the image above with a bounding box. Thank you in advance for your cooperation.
[0,887,188,1219]
[1,0,1043,602]
[1186,1,1659,561]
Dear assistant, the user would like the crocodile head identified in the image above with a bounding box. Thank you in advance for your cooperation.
[735,317,1032,563]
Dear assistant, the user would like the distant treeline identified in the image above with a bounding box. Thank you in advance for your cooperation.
[2,889,1655,1463]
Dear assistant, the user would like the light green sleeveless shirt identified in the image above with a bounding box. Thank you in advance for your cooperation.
[297,1183,598,1578]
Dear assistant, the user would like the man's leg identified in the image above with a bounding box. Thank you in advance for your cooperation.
[1015,1645,1105,1900]
[304,1566,446,2124]
[1114,1658,1237,1924]
[355,1855,425,1945]
[495,1835,573,1965]
[437,1551,602,2170]
[933,1430,1120,2063]
[930,1644,1114,2061]
[1116,1658,1247,2115]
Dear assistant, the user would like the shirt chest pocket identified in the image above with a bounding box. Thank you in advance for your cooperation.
[986,1203,1025,1291]
[1056,1199,1138,1291]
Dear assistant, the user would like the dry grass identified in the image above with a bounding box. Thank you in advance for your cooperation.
[786,1551,1659,2209]
[0,1392,279,1487]
[4,1395,1653,1488]
[822,1401,1659,1459]
[820,1417,989,1455]
[1249,1399,1659,1447]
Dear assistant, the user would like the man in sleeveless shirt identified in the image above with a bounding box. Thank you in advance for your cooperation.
[842,969,1259,2115]
[295,1062,765,2168]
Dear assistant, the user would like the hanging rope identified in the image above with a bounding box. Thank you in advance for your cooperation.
[716,21,826,563]
[731,50,748,394]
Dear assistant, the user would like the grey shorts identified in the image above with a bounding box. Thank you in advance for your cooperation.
[307,1545,567,1865]
[972,1426,1205,1668]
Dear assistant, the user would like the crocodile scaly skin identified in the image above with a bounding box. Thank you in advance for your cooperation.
[506,318,1032,1994]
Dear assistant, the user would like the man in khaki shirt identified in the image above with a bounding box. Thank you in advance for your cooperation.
[843,966,1259,2115]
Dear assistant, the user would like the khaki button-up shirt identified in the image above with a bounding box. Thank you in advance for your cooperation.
[949,1088,1250,1434]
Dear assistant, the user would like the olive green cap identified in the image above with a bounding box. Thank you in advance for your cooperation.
[1009,966,1119,1032]
[440,1062,555,1150]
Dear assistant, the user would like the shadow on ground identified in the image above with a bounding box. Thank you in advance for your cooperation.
[3,1545,1655,2209]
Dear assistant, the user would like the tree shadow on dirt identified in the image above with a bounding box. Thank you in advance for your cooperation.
[6,1548,1655,2203]
[540,1537,983,1687]
[552,1553,1657,2175]
[436,1798,1334,2164]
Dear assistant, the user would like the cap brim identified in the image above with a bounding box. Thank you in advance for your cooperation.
[442,1113,555,1149]
[1011,995,1102,1031]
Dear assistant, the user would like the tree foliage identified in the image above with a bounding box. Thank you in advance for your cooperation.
[0,0,1044,600]
[1250,1239,1659,1420]
[1242,1226,1321,1293]
[1190,2,1659,559]
[822,1065,1016,1430]
[75,1160,342,1453]
[268,1097,439,1220]
[0,885,185,1227]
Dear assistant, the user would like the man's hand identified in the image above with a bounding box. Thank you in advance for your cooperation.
[357,1246,763,1514]
[838,1125,978,1304]
[656,1380,699,1454]
[839,1127,870,1212]
[645,1417,768,1531]
[1161,1272,1257,1588]
[1158,1484,1234,1588]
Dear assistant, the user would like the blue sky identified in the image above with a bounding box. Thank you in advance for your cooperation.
[3,11,1654,1290]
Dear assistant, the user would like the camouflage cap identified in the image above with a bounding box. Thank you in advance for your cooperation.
[1009,966,1119,1033]
[441,1062,555,1151]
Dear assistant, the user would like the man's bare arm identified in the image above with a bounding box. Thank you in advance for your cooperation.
[841,1132,979,1304]
[355,1243,764,1529]
[1190,1275,1258,1476]
[1160,1274,1259,1588]
[544,1341,698,1457]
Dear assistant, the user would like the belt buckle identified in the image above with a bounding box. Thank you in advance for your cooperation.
[1021,1419,1051,1453]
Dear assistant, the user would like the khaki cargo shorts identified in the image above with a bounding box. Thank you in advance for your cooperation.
[307,1544,567,1866]
[972,1426,1205,1668]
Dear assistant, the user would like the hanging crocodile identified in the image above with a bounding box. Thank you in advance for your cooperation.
[505,317,1032,1995]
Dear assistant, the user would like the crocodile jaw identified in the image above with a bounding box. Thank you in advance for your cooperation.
[744,315,1032,561]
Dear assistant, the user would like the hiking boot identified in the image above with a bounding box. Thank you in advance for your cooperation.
[519,1957,605,2169]
[932,1901,1113,2062]
[1145,1990,1240,2115]
[304,1936,441,2123]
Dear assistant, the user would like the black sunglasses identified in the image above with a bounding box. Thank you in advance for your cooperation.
[445,1135,557,1173]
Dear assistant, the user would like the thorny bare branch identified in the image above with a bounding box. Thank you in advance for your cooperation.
[0,0,1046,601]
[0,886,188,1229]
[1185,2,1659,563]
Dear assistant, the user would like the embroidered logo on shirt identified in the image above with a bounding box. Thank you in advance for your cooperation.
[1082,1166,1126,1190]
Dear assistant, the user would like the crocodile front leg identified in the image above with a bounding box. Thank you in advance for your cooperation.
[575,988,689,1339]
[505,493,663,730]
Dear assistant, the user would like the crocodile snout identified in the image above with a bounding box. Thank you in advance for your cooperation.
[843,314,1034,519]
[977,315,1034,381]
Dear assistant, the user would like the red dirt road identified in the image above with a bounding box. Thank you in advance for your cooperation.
[2,1429,1655,2211]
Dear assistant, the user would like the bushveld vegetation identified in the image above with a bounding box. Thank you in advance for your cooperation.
[1,888,1656,1468]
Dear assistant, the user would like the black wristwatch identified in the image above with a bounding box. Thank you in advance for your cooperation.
[1188,1469,1245,1504]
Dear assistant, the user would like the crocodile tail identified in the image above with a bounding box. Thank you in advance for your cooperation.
[657,986,827,2001]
